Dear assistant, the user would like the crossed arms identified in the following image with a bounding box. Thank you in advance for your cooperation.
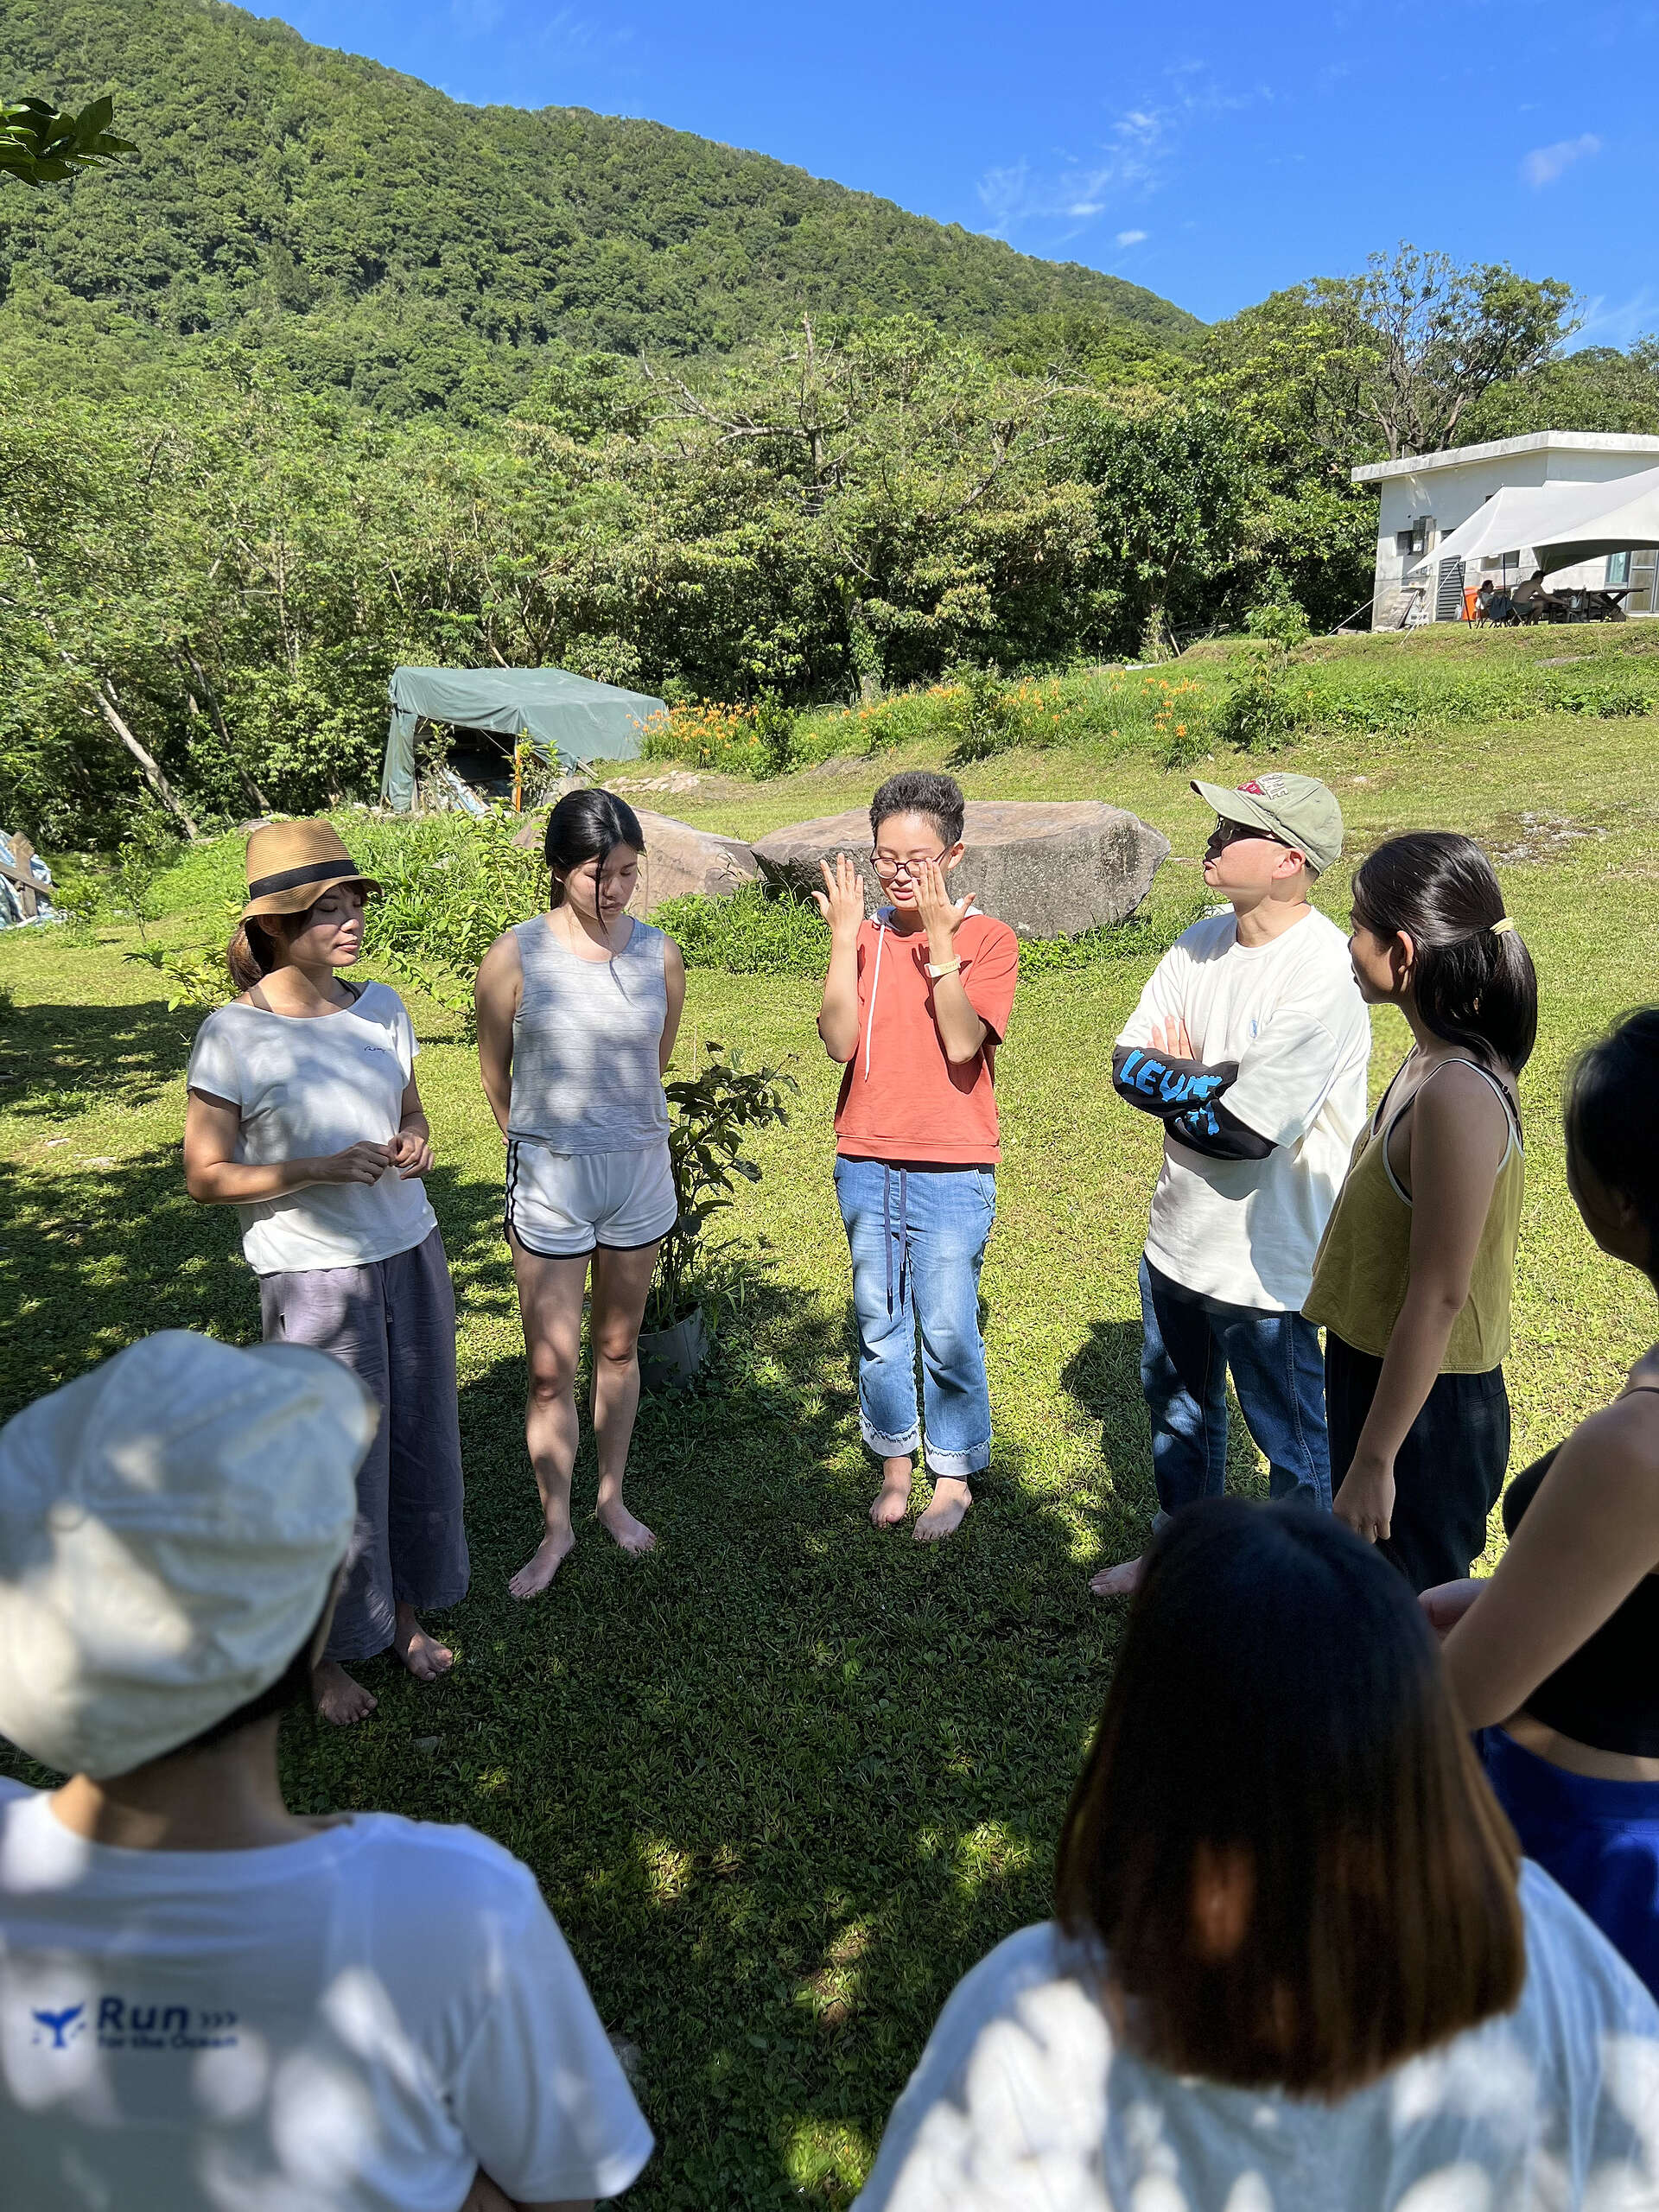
[1111,1020,1274,1162]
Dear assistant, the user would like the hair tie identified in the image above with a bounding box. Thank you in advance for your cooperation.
[1490,917,1517,938]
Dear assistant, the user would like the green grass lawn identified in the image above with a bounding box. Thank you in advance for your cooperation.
[4,663,1659,2205]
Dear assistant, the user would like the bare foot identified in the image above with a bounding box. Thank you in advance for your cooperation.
[312,1657,377,1726]
[508,1527,575,1599]
[1089,1555,1146,1599]
[597,1498,657,1555]
[393,1608,454,1683]
[915,1477,972,1543]
[871,1457,913,1529]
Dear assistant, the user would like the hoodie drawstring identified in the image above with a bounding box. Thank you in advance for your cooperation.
[863,916,887,1084]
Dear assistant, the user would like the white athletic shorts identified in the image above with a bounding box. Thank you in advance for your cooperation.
[505,1138,677,1258]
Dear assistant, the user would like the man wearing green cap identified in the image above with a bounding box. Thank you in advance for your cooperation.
[1091,772,1370,1598]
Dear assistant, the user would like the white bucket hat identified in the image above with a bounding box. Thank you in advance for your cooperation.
[0,1332,376,1780]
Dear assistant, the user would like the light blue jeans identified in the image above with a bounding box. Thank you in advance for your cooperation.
[834,1156,996,1480]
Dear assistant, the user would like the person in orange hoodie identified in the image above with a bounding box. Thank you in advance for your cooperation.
[815,771,1020,1541]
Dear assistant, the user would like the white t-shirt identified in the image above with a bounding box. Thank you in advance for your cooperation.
[187,983,438,1275]
[1118,906,1370,1311]
[0,1780,653,2210]
[853,1863,1659,2212]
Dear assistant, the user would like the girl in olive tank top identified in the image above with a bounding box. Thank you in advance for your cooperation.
[1305,833,1538,1592]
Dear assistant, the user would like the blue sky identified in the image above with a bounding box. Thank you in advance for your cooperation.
[280,0,1656,343]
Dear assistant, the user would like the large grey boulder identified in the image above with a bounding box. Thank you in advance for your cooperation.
[753,799,1169,938]
[513,807,760,912]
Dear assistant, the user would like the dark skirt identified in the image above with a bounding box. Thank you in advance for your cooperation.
[1324,1332,1510,1592]
[259,1225,469,1662]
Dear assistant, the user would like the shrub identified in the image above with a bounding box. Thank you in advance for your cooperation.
[353,810,544,1032]
[1244,601,1312,652]
[654,882,828,976]
[126,944,232,1010]
[943,661,1021,764]
[649,1045,796,1332]
[1015,894,1215,977]
[753,692,799,775]
[657,882,1212,982]
[1211,661,1301,755]
[639,697,805,779]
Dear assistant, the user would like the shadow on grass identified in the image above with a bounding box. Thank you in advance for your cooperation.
[0,1054,1135,2209]
[0,988,203,1120]
[274,1267,1130,2210]
[1061,1311,1273,1535]
[0,1134,505,1424]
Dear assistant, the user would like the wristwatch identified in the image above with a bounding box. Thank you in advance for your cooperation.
[925,957,962,979]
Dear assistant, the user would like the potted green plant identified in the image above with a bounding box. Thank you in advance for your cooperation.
[639,1043,795,1391]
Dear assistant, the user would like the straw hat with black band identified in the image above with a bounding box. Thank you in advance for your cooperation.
[241,820,381,923]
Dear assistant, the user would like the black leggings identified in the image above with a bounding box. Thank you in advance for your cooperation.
[1324,1332,1510,1592]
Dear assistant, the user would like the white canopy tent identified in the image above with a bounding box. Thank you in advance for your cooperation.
[1408,467,1659,582]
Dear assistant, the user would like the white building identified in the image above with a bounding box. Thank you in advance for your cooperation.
[1353,430,1659,626]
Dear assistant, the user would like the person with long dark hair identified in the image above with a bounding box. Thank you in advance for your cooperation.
[183,821,468,1726]
[854,1498,1659,2211]
[1306,831,1538,1590]
[1427,1009,1659,1999]
[475,788,685,1597]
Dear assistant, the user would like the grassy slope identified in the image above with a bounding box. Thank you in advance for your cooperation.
[3,637,1658,2204]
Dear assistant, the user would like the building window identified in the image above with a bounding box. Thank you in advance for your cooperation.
[1395,531,1415,556]
[1607,551,1632,583]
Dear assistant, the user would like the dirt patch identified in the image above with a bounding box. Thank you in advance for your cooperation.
[603,769,748,804]
[801,753,873,778]
[1486,810,1611,865]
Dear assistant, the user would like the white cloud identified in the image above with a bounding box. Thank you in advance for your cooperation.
[976,77,1249,246]
[1521,133,1601,188]
[1571,286,1659,350]
[976,106,1173,239]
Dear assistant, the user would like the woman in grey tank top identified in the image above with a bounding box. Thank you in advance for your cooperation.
[476,791,686,1599]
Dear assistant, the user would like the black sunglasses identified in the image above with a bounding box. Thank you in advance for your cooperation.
[1208,817,1293,852]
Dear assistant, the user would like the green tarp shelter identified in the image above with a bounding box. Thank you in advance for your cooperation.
[381,665,665,810]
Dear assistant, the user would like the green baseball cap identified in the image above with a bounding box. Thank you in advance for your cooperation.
[1191,771,1344,874]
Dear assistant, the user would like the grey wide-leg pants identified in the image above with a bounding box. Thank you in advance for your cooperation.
[259,1226,469,1664]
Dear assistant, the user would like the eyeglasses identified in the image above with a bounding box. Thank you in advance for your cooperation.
[1207,817,1291,852]
[870,847,948,879]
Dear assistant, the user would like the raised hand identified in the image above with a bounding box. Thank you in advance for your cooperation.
[813,852,867,945]
[911,859,971,957]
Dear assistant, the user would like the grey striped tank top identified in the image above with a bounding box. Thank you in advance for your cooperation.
[507,916,671,1153]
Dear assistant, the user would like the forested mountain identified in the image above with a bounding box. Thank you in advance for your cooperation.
[0,0,1199,419]
[6,4,1656,856]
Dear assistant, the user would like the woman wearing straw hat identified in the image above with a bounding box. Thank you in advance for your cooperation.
[182,821,469,1726]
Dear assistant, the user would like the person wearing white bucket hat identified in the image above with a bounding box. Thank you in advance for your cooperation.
[0,1332,653,2211]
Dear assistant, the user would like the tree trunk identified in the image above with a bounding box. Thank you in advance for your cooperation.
[94,680,200,838]
[181,644,269,814]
